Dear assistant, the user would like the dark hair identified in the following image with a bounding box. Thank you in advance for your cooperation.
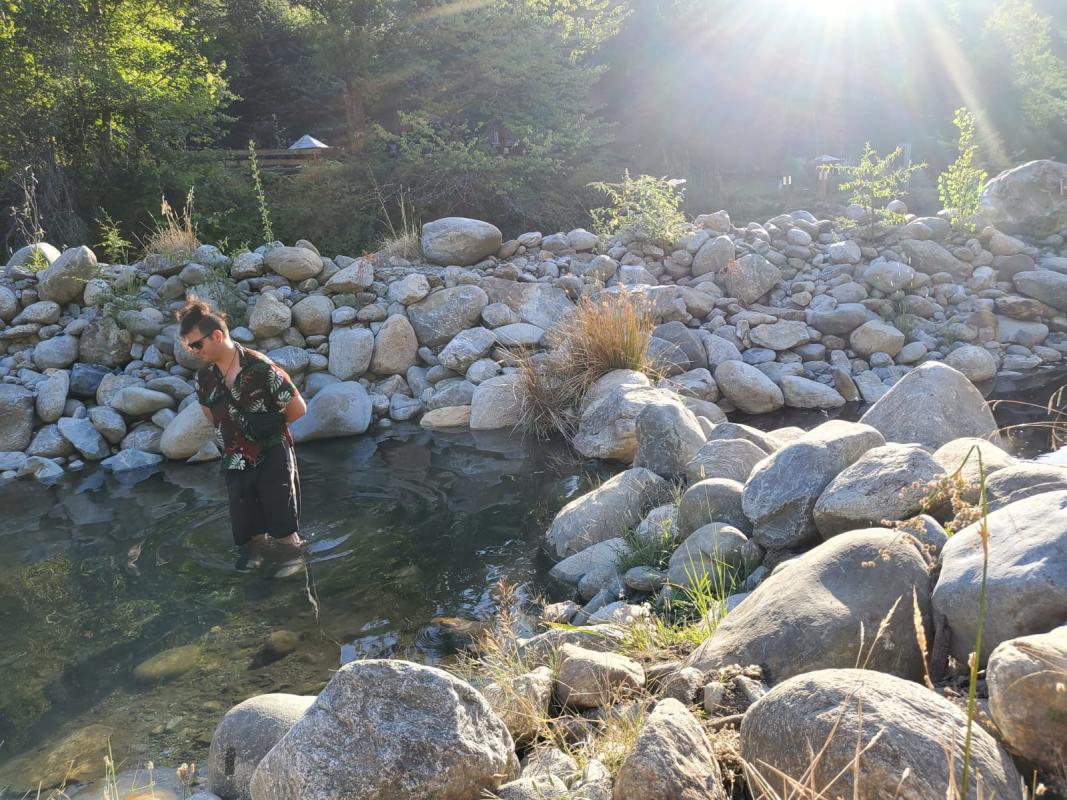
[177,299,228,338]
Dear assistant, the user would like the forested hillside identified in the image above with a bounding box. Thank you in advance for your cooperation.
[2,0,1066,256]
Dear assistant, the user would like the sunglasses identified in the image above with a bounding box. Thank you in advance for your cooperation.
[186,332,213,351]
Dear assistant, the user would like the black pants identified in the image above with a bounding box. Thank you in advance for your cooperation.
[224,442,301,545]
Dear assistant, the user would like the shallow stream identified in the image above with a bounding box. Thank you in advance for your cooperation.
[0,371,1064,794]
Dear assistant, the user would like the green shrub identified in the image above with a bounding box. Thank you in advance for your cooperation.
[822,143,925,233]
[589,170,686,245]
[938,107,988,232]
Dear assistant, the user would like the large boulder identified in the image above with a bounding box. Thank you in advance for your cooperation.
[408,285,489,347]
[749,320,811,351]
[79,315,133,367]
[858,362,998,449]
[849,320,905,358]
[161,402,216,460]
[813,444,945,538]
[945,345,998,382]
[632,396,706,478]
[264,246,322,281]
[713,361,783,414]
[33,335,80,370]
[780,375,847,409]
[1012,269,1067,312]
[573,385,677,462]
[984,462,1067,511]
[688,528,932,682]
[554,644,644,709]
[290,382,371,442]
[932,490,1067,666]
[900,239,973,279]
[7,241,61,268]
[979,158,1067,236]
[480,277,575,331]
[480,666,553,746]
[36,370,69,423]
[685,438,767,485]
[421,217,502,266]
[248,660,516,800]
[0,385,35,451]
[369,315,418,376]
[469,373,523,431]
[327,327,374,380]
[742,421,885,549]
[666,523,749,588]
[691,234,734,277]
[932,437,1014,504]
[741,669,1024,800]
[208,694,315,800]
[249,293,292,338]
[677,478,749,535]
[546,467,670,559]
[57,417,110,461]
[37,245,98,304]
[290,295,334,337]
[987,626,1067,771]
[721,253,780,304]
[614,698,727,800]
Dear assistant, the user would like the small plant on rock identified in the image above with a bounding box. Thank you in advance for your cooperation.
[8,165,49,271]
[96,209,133,264]
[938,107,987,233]
[589,170,687,246]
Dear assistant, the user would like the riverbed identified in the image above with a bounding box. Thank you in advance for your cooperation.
[0,372,1064,794]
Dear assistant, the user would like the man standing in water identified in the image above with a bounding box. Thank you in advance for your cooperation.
[178,300,307,548]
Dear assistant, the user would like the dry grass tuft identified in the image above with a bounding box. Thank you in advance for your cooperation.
[143,189,198,262]
[516,291,661,438]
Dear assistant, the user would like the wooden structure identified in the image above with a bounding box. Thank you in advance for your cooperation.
[221,147,339,174]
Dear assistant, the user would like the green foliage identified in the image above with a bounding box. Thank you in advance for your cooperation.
[96,210,133,264]
[938,108,988,231]
[589,171,686,245]
[247,140,274,246]
[823,143,926,231]
[616,524,676,573]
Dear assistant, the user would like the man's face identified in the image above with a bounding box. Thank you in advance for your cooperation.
[182,328,225,362]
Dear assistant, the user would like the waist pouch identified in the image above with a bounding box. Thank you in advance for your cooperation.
[244,411,286,440]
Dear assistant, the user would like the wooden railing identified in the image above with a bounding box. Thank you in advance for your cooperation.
[220,147,340,172]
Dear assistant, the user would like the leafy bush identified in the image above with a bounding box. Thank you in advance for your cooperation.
[938,107,988,231]
[822,143,925,232]
[589,170,687,245]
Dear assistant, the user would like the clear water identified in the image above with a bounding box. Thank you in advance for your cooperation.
[0,427,611,793]
[1,371,1064,794]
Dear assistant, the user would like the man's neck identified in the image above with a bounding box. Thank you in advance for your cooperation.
[212,340,238,369]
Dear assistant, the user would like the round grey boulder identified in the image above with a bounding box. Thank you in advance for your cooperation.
[248,660,517,800]
[741,669,1023,800]
[421,217,502,267]
[208,693,315,800]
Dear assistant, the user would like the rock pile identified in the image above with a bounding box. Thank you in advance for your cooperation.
[3,158,1067,482]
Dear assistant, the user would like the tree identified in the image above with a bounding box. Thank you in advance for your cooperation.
[0,0,231,248]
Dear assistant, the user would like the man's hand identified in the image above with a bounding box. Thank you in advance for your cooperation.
[200,404,214,423]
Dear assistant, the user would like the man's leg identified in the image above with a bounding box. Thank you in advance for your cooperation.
[259,442,303,546]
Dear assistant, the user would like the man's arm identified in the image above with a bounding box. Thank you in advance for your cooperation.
[283,392,307,424]
[200,405,214,423]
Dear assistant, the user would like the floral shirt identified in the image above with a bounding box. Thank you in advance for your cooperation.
[195,344,297,470]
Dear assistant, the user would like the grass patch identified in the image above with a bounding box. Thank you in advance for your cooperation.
[616,526,675,574]
[517,291,662,438]
[143,188,198,262]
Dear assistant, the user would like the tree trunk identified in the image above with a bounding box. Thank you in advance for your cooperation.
[343,79,367,153]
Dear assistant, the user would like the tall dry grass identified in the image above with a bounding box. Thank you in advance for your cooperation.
[143,189,198,262]
[516,291,661,438]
